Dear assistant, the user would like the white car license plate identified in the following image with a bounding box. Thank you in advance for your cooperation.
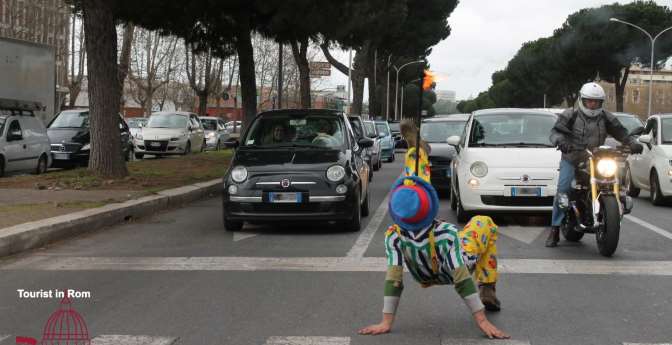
[269,192,302,203]
[53,153,69,160]
[511,187,541,197]
[150,142,162,147]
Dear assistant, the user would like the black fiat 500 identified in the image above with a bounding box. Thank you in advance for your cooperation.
[222,109,373,231]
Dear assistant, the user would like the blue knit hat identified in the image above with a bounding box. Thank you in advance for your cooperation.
[389,175,439,232]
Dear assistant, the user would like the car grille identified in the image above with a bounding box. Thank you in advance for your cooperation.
[50,143,81,153]
[144,140,169,152]
[481,196,554,207]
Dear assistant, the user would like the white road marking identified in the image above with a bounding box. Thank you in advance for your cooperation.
[5,256,672,276]
[623,343,672,345]
[442,338,530,345]
[265,336,350,345]
[346,188,392,258]
[233,231,260,242]
[0,335,9,343]
[497,226,545,244]
[91,335,179,345]
[625,215,672,241]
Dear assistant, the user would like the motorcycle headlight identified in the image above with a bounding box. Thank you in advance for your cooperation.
[596,158,618,178]
[470,161,488,178]
[231,166,248,183]
[326,165,346,182]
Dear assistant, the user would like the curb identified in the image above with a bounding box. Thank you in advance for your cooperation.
[0,179,222,258]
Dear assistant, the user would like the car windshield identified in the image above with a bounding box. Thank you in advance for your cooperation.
[469,113,556,147]
[127,118,147,128]
[376,123,390,136]
[421,120,467,143]
[389,122,400,133]
[662,118,672,144]
[616,116,643,133]
[364,122,376,137]
[201,119,218,131]
[49,111,89,128]
[147,114,188,129]
[244,113,345,149]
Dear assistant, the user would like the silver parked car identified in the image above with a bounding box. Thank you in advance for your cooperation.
[199,116,228,150]
[126,117,148,139]
[363,120,382,171]
[133,111,205,159]
[0,100,52,176]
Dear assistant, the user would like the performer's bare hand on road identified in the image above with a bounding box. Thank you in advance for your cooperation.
[358,322,391,335]
[474,311,510,339]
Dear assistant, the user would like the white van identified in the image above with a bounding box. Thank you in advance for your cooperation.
[0,100,52,176]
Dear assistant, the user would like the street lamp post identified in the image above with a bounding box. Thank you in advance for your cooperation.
[385,55,392,121]
[393,60,424,121]
[610,17,672,116]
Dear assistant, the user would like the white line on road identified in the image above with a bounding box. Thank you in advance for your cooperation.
[5,256,672,276]
[265,336,350,345]
[442,338,530,345]
[346,188,392,258]
[623,343,672,345]
[233,231,260,242]
[91,335,179,345]
[0,335,9,343]
[625,215,672,241]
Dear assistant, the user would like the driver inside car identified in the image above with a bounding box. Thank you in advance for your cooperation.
[546,82,644,247]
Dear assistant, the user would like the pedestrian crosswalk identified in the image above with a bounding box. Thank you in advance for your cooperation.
[2,333,670,345]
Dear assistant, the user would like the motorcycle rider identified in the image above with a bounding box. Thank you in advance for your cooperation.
[546,82,644,247]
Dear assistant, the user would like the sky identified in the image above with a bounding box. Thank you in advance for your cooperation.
[322,0,670,102]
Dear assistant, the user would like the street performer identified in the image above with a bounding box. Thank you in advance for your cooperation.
[358,175,510,339]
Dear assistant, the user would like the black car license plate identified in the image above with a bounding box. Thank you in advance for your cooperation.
[269,192,302,203]
[511,187,541,197]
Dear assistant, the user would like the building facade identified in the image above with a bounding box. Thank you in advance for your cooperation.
[599,66,672,119]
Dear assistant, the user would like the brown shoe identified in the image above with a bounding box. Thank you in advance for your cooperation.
[545,226,560,247]
[479,283,501,312]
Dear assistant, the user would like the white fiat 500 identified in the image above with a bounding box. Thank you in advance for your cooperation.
[448,109,560,222]
[625,113,672,205]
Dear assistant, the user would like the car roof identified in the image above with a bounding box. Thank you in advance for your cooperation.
[474,108,558,117]
[653,113,672,118]
[151,111,192,116]
[613,112,638,117]
[198,116,219,120]
[424,114,470,122]
[259,108,343,117]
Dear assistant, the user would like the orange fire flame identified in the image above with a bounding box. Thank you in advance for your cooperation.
[422,70,435,91]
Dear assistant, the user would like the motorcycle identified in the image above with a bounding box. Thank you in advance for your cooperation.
[557,145,634,257]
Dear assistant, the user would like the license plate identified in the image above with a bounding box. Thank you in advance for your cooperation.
[150,142,162,147]
[269,192,302,203]
[511,187,541,197]
[53,153,69,160]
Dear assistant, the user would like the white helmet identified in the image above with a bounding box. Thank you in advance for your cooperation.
[578,82,605,118]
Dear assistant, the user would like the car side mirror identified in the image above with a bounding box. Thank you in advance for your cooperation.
[446,135,461,146]
[638,134,652,144]
[630,126,645,136]
[358,137,374,148]
[7,130,22,141]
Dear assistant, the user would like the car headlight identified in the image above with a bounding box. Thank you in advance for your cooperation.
[135,133,143,140]
[470,161,488,178]
[81,143,90,151]
[207,132,216,138]
[326,165,346,182]
[596,158,617,178]
[231,166,248,183]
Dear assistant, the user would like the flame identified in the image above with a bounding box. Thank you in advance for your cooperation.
[422,70,435,91]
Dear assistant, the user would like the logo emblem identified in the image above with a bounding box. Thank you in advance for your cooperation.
[521,174,530,183]
[281,179,290,188]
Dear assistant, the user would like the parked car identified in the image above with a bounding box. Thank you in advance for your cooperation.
[348,115,374,181]
[222,109,373,232]
[126,117,148,139]
[421,114,469,198]
[133,111,205,159]
[375,120,395,162]
[48,108,133,167]
[448,109,560,222]
[0,100,51,176]
[363,120,382,171]
[199,116,228,150]
[388,120,407,149]
[625,113,672,205]
[604,112,645,186]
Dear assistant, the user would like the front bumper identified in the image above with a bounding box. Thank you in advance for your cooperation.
[134,138,187,155]
[430,165,452,191]
[380,147,394,160]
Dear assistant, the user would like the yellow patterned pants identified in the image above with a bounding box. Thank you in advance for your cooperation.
[459,215,499,284]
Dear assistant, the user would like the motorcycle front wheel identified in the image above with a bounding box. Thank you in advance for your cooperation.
[596,195,620,257]
[561,209,584,242]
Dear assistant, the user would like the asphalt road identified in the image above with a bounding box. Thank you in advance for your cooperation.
[1,152,671,345]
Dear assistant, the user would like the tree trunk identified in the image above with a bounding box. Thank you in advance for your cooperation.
[118,23,135,114]
[82,0,127,178]
[615,66,630,112]
[320,42,369,115]
[290,38,311,108]
[235,18,257,131]
[198,90,208,115]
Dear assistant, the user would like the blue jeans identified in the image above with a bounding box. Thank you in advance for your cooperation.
[551,159,576,226]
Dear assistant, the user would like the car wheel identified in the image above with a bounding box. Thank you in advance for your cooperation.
[201,140,206,152]
[0,158,4,177]
[449,179,458,210]
[34,154,48,175]
[345,191,362,232]
[455,184,471,223]
[224,218,243,232]
[125,147,133,162]
[625,165,640,197]
[135,153,144,160]
[373,158,381,171]
[368,165,373,182]
[216,140,221,151]
[650,170,666,206]
[183,141,191,156]
[361,188,370,217]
